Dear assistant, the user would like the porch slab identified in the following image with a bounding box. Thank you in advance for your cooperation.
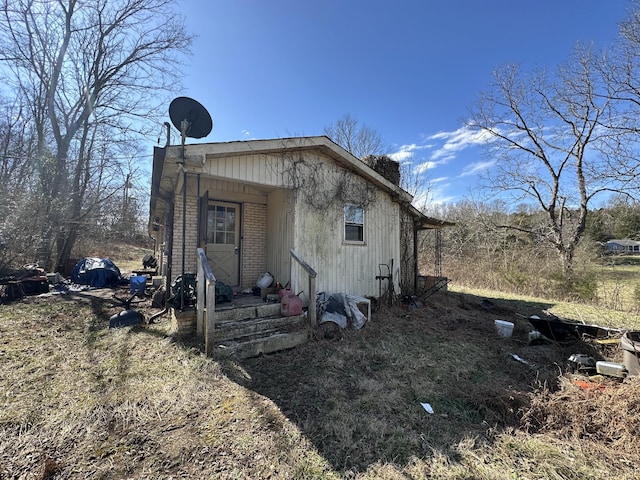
[214,330,309,359]
[215,314,306,341]
[214,302,281,322]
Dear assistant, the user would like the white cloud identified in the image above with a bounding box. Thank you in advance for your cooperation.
[461,159,496,176]
[430,176,449,184]
[241,129,251,136]
[389,143,430,162]
[428,126,494,161]
[413,182,457,208]
[414,161,437,174]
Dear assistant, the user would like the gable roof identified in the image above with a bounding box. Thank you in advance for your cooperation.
[164,136,411,200]
[149,135,450,230]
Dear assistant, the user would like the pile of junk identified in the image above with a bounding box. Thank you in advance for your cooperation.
[0,263,52,301]
[0,257,130,303]
[527,314,640,379]
[160,270,372,332]
[252,272,371,331]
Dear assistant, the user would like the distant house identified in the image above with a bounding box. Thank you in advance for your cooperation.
[148,136,450,299]
[605,239,640,253]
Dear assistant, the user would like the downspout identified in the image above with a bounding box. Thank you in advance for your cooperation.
[196,174,201,247]
[148,144,174,323]
[149,198,174,323]
[413,220,419,294]
[181,166,187,310]
[149,235,156,258]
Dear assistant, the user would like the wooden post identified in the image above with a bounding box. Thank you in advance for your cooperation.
[308,275,317,328]
[196,251,205,341]
[290,249,317,328]
[205,279,216,356]
[196,248,217,356]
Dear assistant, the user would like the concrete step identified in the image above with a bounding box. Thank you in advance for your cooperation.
[215,314,306,342]
[214,302,281,323]
[214,329,309,359]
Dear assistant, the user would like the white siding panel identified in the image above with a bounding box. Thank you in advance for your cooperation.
[204,153,285,187]
[293,189,400,298]
[266,189,294,286]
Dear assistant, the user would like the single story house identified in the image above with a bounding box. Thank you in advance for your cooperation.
[148,136,449,308]
[605,239,640,253]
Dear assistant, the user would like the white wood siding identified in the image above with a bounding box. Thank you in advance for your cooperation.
[266,189,294,287]
[292,178,401,299]
[203,154,286,188]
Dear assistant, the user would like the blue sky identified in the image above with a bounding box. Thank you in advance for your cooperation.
[174,0,629,206]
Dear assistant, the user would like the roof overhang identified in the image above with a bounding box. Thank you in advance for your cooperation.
[148,135,453,234]
[406,203,455,230]
[168,136,411,197]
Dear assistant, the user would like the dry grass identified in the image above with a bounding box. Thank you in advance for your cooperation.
[452,284,640,331]
[1,284,639,479]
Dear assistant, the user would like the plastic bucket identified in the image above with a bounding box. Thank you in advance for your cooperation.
[130,275,146,296]
[256,272,273,289]
[495,320,514,337]
[620,331,640,376]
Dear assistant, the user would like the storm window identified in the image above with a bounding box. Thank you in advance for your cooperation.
[344,204,365,243]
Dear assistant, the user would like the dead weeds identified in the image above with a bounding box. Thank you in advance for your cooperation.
[1,288,639,479]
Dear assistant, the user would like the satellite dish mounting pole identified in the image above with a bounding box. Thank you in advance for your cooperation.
[167,96,213,312]
[179,118,189,311]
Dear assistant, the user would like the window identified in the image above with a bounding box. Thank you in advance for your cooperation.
[207,205,236,245]
[344,204,365,243]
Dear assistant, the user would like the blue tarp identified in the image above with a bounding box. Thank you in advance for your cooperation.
[71,257,122,288]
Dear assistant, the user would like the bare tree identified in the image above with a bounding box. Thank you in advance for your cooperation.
[0,96,40,270]
[469,41,640,277]
[0,0,192,270]
[324,113,385,160]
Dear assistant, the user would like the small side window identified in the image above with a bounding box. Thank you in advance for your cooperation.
[344,204,365,243]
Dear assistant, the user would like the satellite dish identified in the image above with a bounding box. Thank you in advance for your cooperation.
[169,96,213,139]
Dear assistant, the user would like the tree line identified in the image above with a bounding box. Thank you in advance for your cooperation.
[420,198,640,303]
[0,0,192,273]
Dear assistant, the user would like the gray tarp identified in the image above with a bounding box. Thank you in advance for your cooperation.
[319,293,367,330]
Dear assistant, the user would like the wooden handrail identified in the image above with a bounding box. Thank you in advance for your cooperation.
[290,248,317,277]
[290,248,317,327]
[196,248,216,355]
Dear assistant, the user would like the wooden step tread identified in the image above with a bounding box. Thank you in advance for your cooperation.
[214,330,309,359]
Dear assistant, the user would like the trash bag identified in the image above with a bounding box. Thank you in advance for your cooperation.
[318,293,368,330]
[167,273,196,308]
[71,257,122,287]
[215,281,234,303]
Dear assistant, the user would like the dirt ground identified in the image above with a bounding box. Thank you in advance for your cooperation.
[2,284,639,479]
[221,289,640,473]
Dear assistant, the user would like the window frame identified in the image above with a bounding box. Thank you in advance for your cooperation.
[343,203,366,245]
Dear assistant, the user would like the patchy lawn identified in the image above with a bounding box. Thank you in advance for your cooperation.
[1,286,639,479]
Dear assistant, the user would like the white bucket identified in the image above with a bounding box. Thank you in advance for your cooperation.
[495,320,514,337]
[256,272,274,289]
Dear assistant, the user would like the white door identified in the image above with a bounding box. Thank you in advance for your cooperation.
[206,201,240,286]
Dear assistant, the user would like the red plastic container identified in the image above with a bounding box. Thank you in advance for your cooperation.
[278,287,293,299]
[281,294,302,316]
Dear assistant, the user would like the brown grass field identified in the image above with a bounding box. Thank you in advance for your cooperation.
[1,257,640,479]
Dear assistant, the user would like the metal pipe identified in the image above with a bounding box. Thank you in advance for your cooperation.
[413,222,419,294]
[181,167,186,310]
[179,123,187,311]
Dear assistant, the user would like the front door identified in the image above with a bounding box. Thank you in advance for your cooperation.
[206,201,240,286]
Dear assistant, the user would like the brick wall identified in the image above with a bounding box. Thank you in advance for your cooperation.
[242,203,267,288]
[171,192,199,280]
[171,194,267,288]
